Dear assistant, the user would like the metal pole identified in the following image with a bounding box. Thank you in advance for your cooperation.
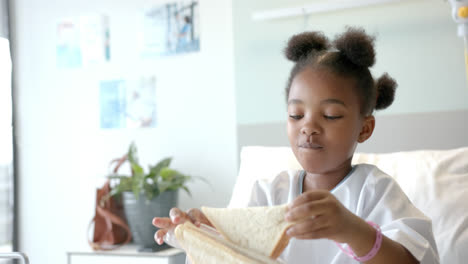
[0,252,30,264]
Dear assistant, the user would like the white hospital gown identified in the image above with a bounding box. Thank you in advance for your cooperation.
[248,164,439,264]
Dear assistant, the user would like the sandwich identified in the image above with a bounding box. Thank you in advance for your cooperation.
[174,204,293,264]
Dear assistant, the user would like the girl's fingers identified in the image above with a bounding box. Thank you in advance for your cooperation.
[288,190,329,209]
[152,217,173,228]
[285,200,328,221]
[187,208,212,227]
[291,227,331,240]
[154,207,208,246]
[286,216,329,237]
[154,229,168,245]
[169,207,189,224]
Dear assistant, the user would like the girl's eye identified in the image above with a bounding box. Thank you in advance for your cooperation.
[324,115,343,120]
[289,115,303,120]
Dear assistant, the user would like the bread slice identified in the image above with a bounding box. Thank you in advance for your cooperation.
[201,204,293,259]
[175,221,282,264]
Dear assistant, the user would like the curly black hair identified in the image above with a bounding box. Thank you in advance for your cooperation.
[284,27,396,115]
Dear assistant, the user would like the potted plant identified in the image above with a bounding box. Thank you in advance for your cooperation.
[106,142,193,252]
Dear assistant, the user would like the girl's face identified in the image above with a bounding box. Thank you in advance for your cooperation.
[287,68,374,175]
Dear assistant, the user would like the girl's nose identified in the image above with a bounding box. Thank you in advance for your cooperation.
[301,127,317,136]
[300,120,321,136]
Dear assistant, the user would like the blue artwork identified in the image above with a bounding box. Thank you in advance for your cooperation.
[99,80,126,129]
[99,76,157,129]
[56,21,82,68]
[57,15,110,68]
[141,0,200,57]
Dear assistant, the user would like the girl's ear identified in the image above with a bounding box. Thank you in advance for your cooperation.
[358,115,375,143]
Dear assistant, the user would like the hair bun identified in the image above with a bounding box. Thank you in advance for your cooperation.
[375,73,397,110]
[284,31,330,62]
[334,27,376,68]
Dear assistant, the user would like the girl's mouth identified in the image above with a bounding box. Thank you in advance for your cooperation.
[298,142,323,149]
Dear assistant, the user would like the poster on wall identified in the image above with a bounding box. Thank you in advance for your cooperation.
[140,0,200,57]
[56,15,110,68]
[99,76,157,129]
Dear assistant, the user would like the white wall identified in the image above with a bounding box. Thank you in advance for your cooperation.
[10,0,237,263]
[233,0,467,125]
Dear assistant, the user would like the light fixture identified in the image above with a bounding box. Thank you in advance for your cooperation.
[251,0,406,21]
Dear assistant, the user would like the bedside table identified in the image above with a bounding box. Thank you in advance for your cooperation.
[67,245,186,264]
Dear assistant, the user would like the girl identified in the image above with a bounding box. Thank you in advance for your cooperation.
[153,27,439,263]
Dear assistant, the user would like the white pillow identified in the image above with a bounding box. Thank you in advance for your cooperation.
[230,146,468,264]
[229,146,301,208]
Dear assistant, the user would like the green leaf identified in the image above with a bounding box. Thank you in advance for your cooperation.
[109,187,121,197]
[160,168,178,181]
[181,185,191,197]
[192,175,209,184]
[149,157,172,178]
[143,181,159,200]
[145,170,156,181]
[192,175,213,190]
[158,181,171,194]
[107,174,131,180]
[127,142,138,163]
[120,177,133,191]
[131,162,144,175]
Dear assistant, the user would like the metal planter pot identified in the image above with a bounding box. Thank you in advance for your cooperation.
[122,190,178,251]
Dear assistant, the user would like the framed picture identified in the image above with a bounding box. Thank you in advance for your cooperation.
[56,15,110,68]
[99,75,157,129]
[140,0,200,57]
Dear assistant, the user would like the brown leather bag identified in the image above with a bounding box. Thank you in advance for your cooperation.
[88,181,132,250]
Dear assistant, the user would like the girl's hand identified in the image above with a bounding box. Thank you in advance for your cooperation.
[152,208,212,245]
[285,190,364,243]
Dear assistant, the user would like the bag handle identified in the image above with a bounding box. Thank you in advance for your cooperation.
[87,182,132,250]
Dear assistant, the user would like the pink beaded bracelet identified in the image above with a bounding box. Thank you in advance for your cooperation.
[335,221,382,262]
